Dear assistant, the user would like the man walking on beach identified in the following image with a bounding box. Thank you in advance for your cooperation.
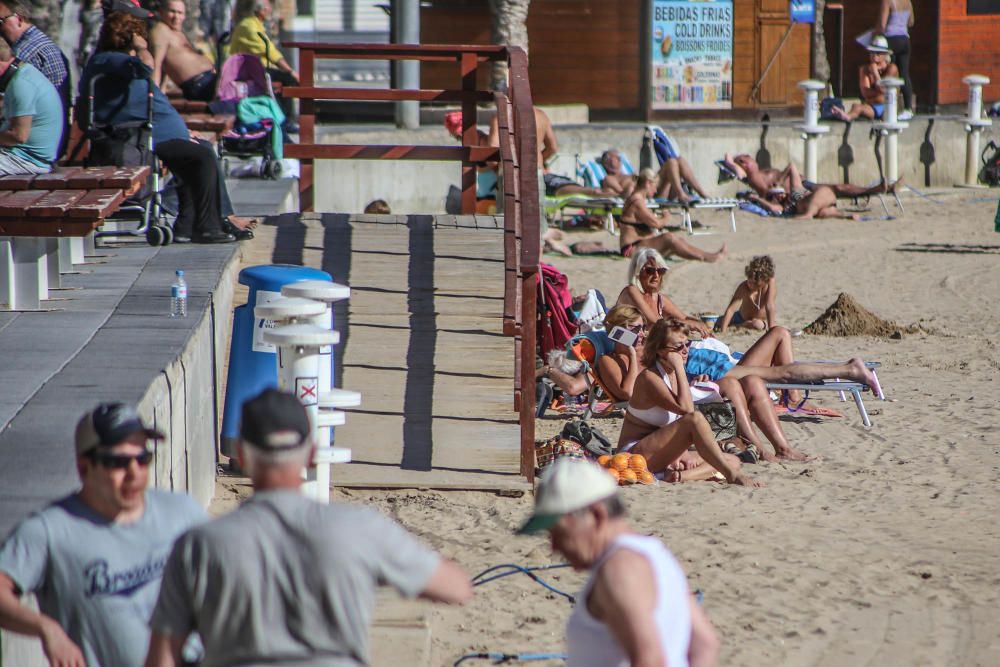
[146,388,473,667]
[519,458,720,667]
[0,403,207,666]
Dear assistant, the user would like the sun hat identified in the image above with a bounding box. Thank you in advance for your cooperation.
[75,403,164,456]
[240,388,311,451]
[866,35,892,54]
[518,458,619,534]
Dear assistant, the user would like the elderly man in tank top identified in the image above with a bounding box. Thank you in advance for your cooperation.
[519,459,720,667]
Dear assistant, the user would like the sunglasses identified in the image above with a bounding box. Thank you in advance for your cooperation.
[642,266,668,277]
[87,450,153,469]
[663,340,691,352]
[626,324,645,334]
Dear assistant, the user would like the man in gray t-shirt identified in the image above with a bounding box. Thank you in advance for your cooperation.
[0,402,207,667]
[147,389,473,667]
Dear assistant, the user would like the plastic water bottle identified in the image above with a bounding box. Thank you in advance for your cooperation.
[170,285,187,318]
[175,270,187,299]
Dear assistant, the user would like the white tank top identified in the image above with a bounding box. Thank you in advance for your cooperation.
[565,534,692,667]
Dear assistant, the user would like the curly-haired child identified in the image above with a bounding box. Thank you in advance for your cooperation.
[717,255,776,332]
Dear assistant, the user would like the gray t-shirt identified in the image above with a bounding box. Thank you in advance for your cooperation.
[151,489,441,667]
[0,489,207,666]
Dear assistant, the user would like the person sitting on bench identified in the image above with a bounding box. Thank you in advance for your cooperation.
[0,39,61,176]
[150,0,217,101]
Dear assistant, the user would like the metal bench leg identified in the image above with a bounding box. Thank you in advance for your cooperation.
[44,239,60,290]
[9,238,45,310]
[729,207,736,232]
[851,389,872,427]
[684,209,693,234]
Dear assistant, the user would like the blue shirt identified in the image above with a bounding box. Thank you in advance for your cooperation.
[79,51,189,147]
[2,63,63,166]
[12,25,71,112]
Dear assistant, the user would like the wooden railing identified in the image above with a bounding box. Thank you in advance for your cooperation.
[282,43,540,481]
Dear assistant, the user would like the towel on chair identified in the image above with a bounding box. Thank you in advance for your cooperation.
[237,95,285,161]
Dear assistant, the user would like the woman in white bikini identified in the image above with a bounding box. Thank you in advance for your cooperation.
[617,319,764,487]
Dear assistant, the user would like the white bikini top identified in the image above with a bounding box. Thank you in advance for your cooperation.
[626,362,680,427]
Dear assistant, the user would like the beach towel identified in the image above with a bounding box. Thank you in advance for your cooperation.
[237,95,284,161]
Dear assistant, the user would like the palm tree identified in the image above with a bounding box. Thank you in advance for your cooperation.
[488,0,531,92]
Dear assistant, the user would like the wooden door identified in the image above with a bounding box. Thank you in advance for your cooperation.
[755,0,792,107]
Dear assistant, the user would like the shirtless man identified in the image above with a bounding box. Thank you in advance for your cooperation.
[601,149,709,204]
[724,153,901,203]
[832,36,899,122]
[150,0,217,101]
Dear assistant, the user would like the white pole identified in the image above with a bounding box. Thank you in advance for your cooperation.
[874,77,906,185]
[960,75,992,187]
[796,80,829,183]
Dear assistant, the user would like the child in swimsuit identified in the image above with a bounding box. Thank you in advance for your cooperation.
[717,255,776,332]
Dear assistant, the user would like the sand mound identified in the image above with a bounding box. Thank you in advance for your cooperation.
[805,293,921,337]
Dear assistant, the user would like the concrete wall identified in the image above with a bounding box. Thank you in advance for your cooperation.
[312,117,989,213]
[0,250,240,667]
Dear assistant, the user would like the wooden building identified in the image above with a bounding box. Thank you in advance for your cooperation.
[420,0,812,117]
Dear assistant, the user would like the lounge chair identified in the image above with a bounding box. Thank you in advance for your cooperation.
[766,362,885,428]
[565,330,627,419]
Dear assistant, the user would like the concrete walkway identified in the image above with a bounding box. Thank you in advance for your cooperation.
[235,212,527,491]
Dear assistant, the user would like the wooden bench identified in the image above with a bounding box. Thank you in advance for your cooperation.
[0,166,149,310]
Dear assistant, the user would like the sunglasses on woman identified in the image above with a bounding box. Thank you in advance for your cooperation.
[642,266,668,277]
[87,450,154,469]
[663,340,691,352]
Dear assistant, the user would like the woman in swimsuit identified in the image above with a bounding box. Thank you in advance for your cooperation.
[594,305,647,403]
[615,247,713,337]
[618,170,727,263]
[617,319,763,487]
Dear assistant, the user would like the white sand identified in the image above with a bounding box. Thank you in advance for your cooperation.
[214,190,1000,666]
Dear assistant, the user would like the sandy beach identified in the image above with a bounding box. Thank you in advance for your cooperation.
[213,189,1000,666]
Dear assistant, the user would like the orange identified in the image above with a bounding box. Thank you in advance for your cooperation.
[620,469,638,485]
[638,470,656,485]
[628,454,648,471]
[607,468,620,482]
[612,453,631,471]
[597,455,612,468]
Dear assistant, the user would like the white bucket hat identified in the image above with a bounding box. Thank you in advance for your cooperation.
[518,458,619,534]
[867,35,892,54]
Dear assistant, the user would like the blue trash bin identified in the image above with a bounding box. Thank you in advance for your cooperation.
[220,264,332,459]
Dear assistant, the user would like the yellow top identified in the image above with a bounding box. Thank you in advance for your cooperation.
[227,15,284,67]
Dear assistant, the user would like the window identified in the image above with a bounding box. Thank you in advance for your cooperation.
[968,0,1000,15]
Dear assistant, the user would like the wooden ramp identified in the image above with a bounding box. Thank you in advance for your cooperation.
[246,213,527,492]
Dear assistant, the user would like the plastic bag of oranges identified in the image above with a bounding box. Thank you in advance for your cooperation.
[598,452,656,485]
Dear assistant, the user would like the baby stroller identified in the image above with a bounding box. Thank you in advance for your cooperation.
[81,73,174,245]
[214,54,282,179]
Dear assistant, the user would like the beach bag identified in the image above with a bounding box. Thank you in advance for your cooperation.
[560,418,615,458]
[820,97,845,120]
[691,381,738,442]
[980,140,1000,186]
[535,436,588,472]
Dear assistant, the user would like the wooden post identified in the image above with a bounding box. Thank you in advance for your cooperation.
[460,53,478,214]
[299,49,315,212]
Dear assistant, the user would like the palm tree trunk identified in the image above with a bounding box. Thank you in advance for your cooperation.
[488,0,531,92]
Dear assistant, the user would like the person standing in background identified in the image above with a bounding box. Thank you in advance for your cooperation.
[878,0,915,120]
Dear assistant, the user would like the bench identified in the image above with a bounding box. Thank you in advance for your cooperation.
[0,166,150,310]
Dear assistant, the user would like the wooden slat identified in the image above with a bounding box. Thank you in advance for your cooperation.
[31,167,85,188]
[0,190,48,215]
[67,189,125,219]
[68,166,118,189]
[283,144,499,161]
[102,166,150,189]
[27,190,86,217]
[0,174,38,190]
[0,219,99,237]
[281,86,492,103]
[184,114,234,133]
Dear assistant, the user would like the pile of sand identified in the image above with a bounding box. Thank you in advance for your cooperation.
[804,292,921,337]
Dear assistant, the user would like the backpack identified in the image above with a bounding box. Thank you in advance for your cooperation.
[980,140,1000,187]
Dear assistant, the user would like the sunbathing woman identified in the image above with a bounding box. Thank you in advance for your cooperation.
[619,170,727,262]
[618,319,763,487]
[593,305,647,403]
[614,247,713,337]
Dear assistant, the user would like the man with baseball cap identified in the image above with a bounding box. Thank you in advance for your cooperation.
[145,388,473,667]
[519,458,720,667]
[0,402,207,666]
